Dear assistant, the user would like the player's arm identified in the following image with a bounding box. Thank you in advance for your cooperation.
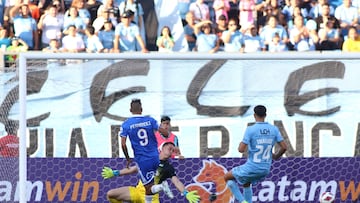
[273,140,287,160]
[121,136,132,167]
[238,142,247,153]
[170,176,200,203]
[102,165,138,179]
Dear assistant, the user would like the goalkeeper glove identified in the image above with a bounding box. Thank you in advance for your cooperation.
[101,166,119,179]
[183,190,200,203]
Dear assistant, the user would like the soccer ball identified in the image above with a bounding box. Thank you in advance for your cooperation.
[320,191,335,203]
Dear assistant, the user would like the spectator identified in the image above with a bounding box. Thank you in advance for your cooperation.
[24,0,41,22]
[113,9,148,52]
[37,4,64,49]
[6,36,29,62]
[334,0,358,37]
[70,0,91,25]
[316,18,341,50]
[119,0,146,51]
[42,38,61,52]
[96,0,119,22]
[63,6,87,36]
[98,19,114,52]
[243,24,266,52]
[42,38,62,66]
[61,24,85,52]
[315,3,340,32]
[9,3,39,50]
[287,6,307,31]
[214,14,228,50]
[84,25,103,52]
[268,32,288,51]
[222,18,245,52]
[227,0,239,21]
[189,0,210,23]
[309,0,335,19]
[213,0,230,24]
[0,27,11,50]
[85,0,103,24]
[257,4,273,33]
[92,8,117,33]
[0,0,6,25]
[260,15,289,50]
[194,20,220,53]
[38,0,66,15]
[178,0,195,26]
[342,26,360,52]
[238,0,256,29]
[289,15,316,51]
[156,25,175,52]
[282,0,308,25]
[183,11,197,51]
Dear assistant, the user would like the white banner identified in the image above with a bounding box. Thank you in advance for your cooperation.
[0,58,359,158]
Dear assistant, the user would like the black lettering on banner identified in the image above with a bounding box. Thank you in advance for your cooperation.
[311,122,340,157]
[274,121,304,157]
[284,61,345,116]
[90,60,150,122]
[68,128,88,157]
[354,124,360,156]
[199,126,229,157]
[111,125,120,158]
[187,60,250,117]
[0,71,50,130]
[46,128,54,157]
[28,129,38,156]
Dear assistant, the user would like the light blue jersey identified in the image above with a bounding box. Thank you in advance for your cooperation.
[232,122,283,185]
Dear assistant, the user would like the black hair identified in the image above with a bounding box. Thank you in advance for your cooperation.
[254,105,267,117]
[161,116,171,122]
[86,25,95,35]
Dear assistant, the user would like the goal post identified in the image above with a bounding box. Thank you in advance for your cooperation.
[16,51,360,203]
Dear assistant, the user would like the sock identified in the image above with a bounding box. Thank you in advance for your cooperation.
[145,195,153,203]
[108,197,123,203]
[226,180,245,202]
[244,186,253,203]
[151,184,163,194]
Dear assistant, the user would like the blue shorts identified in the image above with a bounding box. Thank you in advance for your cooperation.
[135,156,160,185]
[231,164,269,185]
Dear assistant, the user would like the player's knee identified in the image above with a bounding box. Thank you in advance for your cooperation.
[224,171,233,182]
[243,182,251,187]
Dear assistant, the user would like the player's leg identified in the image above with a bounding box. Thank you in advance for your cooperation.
[243,183,252,203]
[224,170,247,203]
[137,157,162,203]
[106,186,131,203]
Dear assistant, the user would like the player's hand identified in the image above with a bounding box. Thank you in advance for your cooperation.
[101,166,118,179]
[185,190,200,203]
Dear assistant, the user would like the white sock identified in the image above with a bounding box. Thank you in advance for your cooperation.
[151,184,163,194]
[145,195,153,203]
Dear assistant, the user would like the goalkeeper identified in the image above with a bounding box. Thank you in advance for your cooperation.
[102,141,200,203]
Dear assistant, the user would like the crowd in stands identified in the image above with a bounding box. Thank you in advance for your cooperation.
[0,0,359,58]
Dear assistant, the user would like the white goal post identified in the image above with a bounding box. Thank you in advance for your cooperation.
[17,51,359,203]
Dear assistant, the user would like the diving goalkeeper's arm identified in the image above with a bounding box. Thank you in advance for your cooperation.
[101,166,138,179]
[170,176,200,203]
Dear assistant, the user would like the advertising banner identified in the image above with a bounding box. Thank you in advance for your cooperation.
[0,157,359,202]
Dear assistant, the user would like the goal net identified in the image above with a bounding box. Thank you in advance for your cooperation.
[3,52,357,202]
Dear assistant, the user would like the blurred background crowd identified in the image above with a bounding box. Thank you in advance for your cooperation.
[0,0,359,56]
